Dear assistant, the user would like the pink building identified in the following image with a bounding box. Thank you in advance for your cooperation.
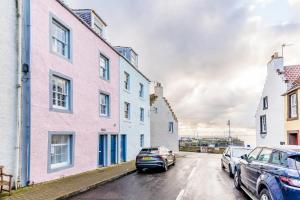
[24,0,120,184]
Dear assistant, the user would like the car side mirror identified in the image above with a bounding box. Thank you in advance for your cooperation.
[169,150,172,154]
[226,154,231,158]
[241,154,248,160]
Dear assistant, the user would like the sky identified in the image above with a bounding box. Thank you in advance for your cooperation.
[68,0,300,145]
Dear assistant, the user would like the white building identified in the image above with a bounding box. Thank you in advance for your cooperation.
[0,0,19,183]
[116,47,151,161]
[150,83,179,152]
[255,52,300,146]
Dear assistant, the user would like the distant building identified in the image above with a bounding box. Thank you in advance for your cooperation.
[116,46,151,161]
[283,77,300,145]
[150,83,179,151]
[255,52,300,146]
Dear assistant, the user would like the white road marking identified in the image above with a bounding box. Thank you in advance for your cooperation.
[176,189,185,200]
[188,167,196,180]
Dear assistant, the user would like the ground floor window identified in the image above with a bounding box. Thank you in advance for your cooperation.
[49,133,74,172]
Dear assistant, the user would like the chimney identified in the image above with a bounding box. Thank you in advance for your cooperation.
[268,51,284,71]
[154,82,163,97]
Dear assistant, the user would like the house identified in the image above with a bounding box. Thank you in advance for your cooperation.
[150,83,179,151]
[255,52,300,146]
[20,0,121,185]
[115,46,151,161]
[283,77,300,145]
[0,0,20,186]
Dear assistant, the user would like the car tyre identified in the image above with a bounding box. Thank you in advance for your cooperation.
[163,160,168,172]
[136,167,143,173]
[229,164,234,178]
[260,189,272,200]
[234,171,241,190]
[172,157,176,166]
[221,161,225,170]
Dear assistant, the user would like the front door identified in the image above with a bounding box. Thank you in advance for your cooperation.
[111,135,117,164]
[99,135,107,167]
[121,135,127,162]
[289,133,298,145]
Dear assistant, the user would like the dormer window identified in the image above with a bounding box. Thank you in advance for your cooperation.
[263,96,268,110]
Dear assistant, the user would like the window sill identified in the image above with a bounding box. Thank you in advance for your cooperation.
[48,163,73,173]
[139,122,145,125]
[50,107,73,114]
[123,119,131,123]
[50,50,72,63]
[287,117,299,121]
[100,115,110,119]
[123,89,131,94]
[99,77,110,83]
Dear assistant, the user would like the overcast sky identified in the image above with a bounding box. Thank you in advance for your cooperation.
[68,0,300,145]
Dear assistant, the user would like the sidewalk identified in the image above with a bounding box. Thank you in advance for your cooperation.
[2,161,136,200]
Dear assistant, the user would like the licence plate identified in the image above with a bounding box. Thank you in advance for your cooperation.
[142,157,152,160]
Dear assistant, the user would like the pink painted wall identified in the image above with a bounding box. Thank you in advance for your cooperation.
[30,0,120,183]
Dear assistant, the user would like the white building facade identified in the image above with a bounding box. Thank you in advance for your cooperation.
[255,53,287,146]
[0,0,19,182]
[150,83,179,152]
[117,47,151,161]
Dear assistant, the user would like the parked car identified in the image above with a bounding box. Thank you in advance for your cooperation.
[221,146,252,177]
[234,146,300,200]
[136,146,176,172]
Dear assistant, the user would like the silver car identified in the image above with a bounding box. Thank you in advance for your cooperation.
[221,146,252,177]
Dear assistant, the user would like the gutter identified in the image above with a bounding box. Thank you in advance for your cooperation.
[15,0,23,189]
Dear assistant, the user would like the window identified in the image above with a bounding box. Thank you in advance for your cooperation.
[248,147,262,162]
[140,108,144,122]
[139,83,144,97]
[94,23,103,36]
[263,96,268,110]
[124,102,130,119]
[50,73,72,112]
[271,151,288,166]
[289,93,298,118]
[257,148,272,163]
[260,115,267,134]
[51,19,70,59]
[49,133,74,171]
[100,93,110,117]
[100,55,109,80]
[140,134,144,148]
[169,122,174,133]
[124,72,130,90]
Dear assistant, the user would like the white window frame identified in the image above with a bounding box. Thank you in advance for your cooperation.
[52,76,70,110]
[100,93,110,117]
[51,18,71,59]
[140,107,144,122]
[124,102,130,119]
[124,72,130,90]
[100,54,109,80]
[290,93,298,118]
[139,83,144,97]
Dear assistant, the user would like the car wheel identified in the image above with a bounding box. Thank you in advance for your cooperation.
[136,167,143,173]
[221,161,225,170]
[163,160,168,172]
[229,164,233,178]
[260,189,271,200]
[234,171,241,190]
[172,157,176,166]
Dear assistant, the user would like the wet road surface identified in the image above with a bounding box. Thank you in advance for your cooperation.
[70,152,250,200]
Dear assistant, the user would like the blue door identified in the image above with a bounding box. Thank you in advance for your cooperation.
[99,135,107,166]
[121,135,127,162]
[111,135,117,164]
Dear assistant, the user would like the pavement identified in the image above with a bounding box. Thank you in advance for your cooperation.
[70,152,251,200]
[1,161,136,200]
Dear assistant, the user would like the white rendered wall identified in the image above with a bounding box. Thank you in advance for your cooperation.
[0,1,18,176]
[255,57,286,146]
[119,57,150,161]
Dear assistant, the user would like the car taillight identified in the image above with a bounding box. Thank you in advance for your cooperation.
[280,176,300,188]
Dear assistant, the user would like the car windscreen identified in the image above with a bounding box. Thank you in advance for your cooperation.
[232,148,251,158]
[289,155,300,173]
[140,148,159,154]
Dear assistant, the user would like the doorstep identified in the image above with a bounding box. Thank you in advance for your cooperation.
[2,161,136,200]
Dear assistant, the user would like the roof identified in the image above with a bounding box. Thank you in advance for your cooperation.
[55,1,150,82]
[259,145,300,153]
[284,65,300,83]
[72,9,107,26]
[150,94,178,122]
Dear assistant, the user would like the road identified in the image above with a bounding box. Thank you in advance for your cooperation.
[70,152,250,200]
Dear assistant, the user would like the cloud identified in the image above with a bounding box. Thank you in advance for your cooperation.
[68,0,300,145]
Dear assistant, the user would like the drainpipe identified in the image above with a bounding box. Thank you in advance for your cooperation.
[15,0,23,189]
